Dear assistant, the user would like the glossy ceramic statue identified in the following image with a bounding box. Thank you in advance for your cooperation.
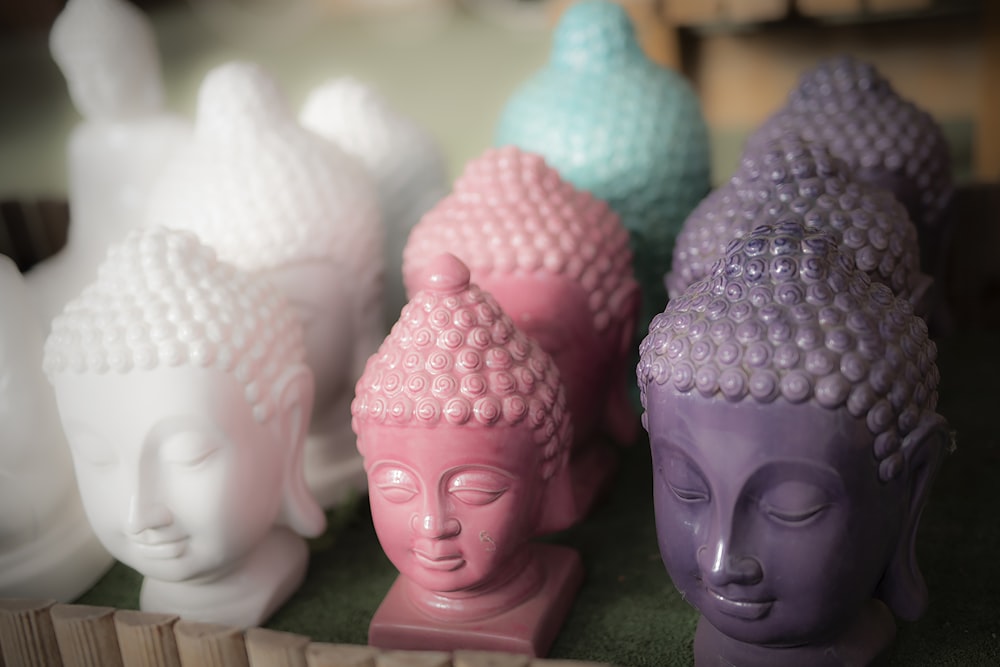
[146,61,383,508]
[404,147,640,524]
[28,0,189,324]
[495,0,711,328]
[668,133,930,315]
[748,55,953,275]
[638,222,949,667]
[43,227,326,626]
[353,253,583,656]
[300,77,449,324]
[0,256,112,601]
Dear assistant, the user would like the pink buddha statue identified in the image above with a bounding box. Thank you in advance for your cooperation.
[352,253,583,656]
[403,146,640,524]
[639,221,949,666]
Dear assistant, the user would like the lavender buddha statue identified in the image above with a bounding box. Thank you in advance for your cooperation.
[300,77,449,324]
[668,134,930,316]
[28,0,189,324]
[638,222,949,666]
[352,253,583,656]
[146,61,383,508]
[495,0,711,330]
[43,227,326,626]
[403,147,640,524]
[748,55,953,275]
[0,256,112,601]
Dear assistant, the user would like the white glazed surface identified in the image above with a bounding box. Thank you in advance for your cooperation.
[147,62,384,508]
[27,0,190,325]
[0,256,112,601]
[300,77,448,324]
[44,227,325,625]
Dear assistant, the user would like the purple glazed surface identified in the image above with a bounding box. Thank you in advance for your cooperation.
[748,55,953,270]
[639,222,950,665]
[667,134,929,316]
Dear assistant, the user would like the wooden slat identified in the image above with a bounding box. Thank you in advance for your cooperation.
[246,627,309,667]
[453,650,529,667]
[376,651,451,667]
[51,604,124,667]
[0,599,63,667]
[865,0,933,12]
[305,643,379,667]
[977,0,1000,180]
[796,0,863,17]
[726,0,789,23]
[174,621,249,667]
[115,611,182,667]
[662,0,723,25]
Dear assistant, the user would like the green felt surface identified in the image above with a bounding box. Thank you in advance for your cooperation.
[77,331,1000,666]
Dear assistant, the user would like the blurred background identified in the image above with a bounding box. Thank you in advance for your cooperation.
[0,0,996,322]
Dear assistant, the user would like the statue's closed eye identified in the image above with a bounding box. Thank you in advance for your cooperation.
[160,432,219,468]
[448,469,511,506]
[372,466,419,503]
[69,434,117,467]
[759,480,832,526]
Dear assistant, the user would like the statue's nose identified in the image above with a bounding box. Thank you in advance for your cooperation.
[410,512,460,539]
[696,536,763,588]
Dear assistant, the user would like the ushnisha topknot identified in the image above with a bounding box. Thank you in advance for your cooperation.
[49,0,164,119]
[43,226,305,423]
[403,146,636,334]
[667,133,929,311]
[640,222,940,482]
[146,61,381,278]
[353,253,571,480]
[749,55,953,235]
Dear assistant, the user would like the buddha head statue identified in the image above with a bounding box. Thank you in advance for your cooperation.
[43,227,325,623]
[147,61,383,506]
[748,56,953,269]
[404,147,640,448]
[668,133,930,315]
[300,76,449,323]
[0,256,112,601]
[638,222,949,665]
[50,0,165,121]
[495,0,710,326]
[353,253,573,620]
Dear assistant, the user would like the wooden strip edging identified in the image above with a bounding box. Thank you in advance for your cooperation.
[0,600,614,667]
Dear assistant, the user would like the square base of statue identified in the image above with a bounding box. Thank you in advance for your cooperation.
[368,543,584,657]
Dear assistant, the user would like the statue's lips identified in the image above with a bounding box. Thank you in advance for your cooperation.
[706,588,773,620]
[411,549,465,572]
[129,536,188,560]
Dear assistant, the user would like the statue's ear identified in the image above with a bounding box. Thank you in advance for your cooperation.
[604,280,642,445]
[271,363,326,538]
[877,412,950,620]
[535,422,576,536]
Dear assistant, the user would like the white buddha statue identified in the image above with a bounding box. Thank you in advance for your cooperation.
[300,77,448,323]
[43,227,326,626]
[0,256,112,601]
[27,0,190,325]
[146,61,384,509]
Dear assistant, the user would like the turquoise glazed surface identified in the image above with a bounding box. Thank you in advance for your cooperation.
[495,0,711,329]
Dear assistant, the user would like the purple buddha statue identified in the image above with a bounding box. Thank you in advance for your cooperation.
[638,222,950,666]
[667,133,930,317]
[748,55,953,275]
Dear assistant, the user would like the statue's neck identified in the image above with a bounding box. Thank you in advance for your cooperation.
[403,544,545,623]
